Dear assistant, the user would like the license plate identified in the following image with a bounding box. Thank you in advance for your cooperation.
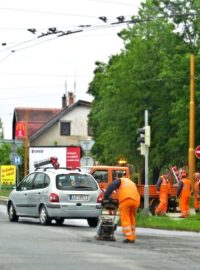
[70,195,88,201]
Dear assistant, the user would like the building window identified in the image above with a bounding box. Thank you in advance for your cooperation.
[60,121,71,136]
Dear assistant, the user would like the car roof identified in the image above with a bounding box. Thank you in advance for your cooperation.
[34,167,89,175]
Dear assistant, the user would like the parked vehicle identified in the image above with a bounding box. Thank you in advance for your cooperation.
[81,165,130,192]
[85,165,178,215]
[7,166,102,227]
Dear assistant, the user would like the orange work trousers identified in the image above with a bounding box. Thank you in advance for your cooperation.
[194,195,200,212]
[194,183,200,211]
[155,192,168,215]
[179,196,190,217]
[119,198,139,241]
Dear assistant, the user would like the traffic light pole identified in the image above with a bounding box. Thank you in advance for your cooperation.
[143,110,149,216]
[137,110,150,216]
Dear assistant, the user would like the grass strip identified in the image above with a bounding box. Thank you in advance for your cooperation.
[137,212,200,232]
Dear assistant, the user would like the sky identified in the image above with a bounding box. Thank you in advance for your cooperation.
[0,0,143,139]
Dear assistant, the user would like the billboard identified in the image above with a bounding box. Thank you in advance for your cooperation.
[29,147,81,172]
[0,165,16,187]
[66,147,81,168]
[15,121,26,139]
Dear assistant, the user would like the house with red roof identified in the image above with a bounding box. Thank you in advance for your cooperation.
[12,92,93,147]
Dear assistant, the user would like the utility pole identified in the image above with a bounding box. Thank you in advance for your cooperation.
[24,110,29,176]
[144,110,150,216]
[188,54,195,189]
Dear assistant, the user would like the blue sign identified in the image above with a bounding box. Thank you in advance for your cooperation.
[13,155,22,165]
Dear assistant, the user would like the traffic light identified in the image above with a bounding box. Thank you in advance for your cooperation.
[137,125,151,147]
[137,127,145,155]
[137,127,145,144]
[144,125,150,147]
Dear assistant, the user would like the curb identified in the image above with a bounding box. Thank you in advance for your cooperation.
[166,208,196,219]
[0,196,8,205]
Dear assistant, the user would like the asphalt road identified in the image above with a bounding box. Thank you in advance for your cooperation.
[0,204,200,270]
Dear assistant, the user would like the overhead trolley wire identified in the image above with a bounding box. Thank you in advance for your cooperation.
[0,9,198,62]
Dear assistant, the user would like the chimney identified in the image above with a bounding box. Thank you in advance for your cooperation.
[62,94,67,108]
[68,92,74,106]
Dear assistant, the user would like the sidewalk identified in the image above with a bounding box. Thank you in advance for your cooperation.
[166,208,196,219]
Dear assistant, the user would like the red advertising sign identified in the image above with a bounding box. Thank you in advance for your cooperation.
[15,122,26,139]
[66,147,81,168]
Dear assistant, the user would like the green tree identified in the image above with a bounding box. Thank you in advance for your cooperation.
[0,118,4,139]
[0,143,11,165]
[0,142,24,181]
[88,0,199,182]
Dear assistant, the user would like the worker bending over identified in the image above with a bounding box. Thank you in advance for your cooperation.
[104,177,140,243]
[155,170,171,216]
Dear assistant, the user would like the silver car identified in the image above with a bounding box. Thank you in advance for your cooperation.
[7,168,102,227]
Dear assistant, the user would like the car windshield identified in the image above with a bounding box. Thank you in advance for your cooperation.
[56,173,98,191]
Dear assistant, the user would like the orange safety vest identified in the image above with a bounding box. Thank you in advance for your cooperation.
[180,178,191,197]
[194,180,200,195]
[159,176,169,194]
[194,180,200,209]
[118,178,140,206]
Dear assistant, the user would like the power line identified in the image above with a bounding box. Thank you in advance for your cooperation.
[0,92,64,101]
[0,21,126,56]
[0,79,91,90]
[0,72,90,78]
[0,89,91,101]
[0,10,198,63]
[0,51,15,63]
[0,37,38,53]
[0,83,90,91]
[88,0,140,7]
[0,7,98,19]
[0,76,193,92]
[0,84,71,90]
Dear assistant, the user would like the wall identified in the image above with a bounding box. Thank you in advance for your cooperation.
[30,106,91,146]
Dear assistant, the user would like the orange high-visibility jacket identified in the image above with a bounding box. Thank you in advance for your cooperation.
[118,178,140,206]
[194,180,200,195]
[156,175,171,193]
[178,178,191,197]
[159,176,169,193]
[194,180,200,209]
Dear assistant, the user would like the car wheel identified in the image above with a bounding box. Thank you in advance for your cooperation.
[55,218,64,225]
[87,217,98,227]
[39,205,51,225]
[8,203,19,222]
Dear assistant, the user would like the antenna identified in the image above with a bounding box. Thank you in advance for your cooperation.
[64,77,67,96]
[74,69,77,101]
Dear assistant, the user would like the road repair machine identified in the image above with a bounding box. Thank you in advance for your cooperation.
[95,199,119,241]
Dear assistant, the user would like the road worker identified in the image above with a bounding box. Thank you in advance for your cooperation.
[193,172,200,213]
[176,170,191,218]
[104,177,140,243]
[155,170,171,216]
